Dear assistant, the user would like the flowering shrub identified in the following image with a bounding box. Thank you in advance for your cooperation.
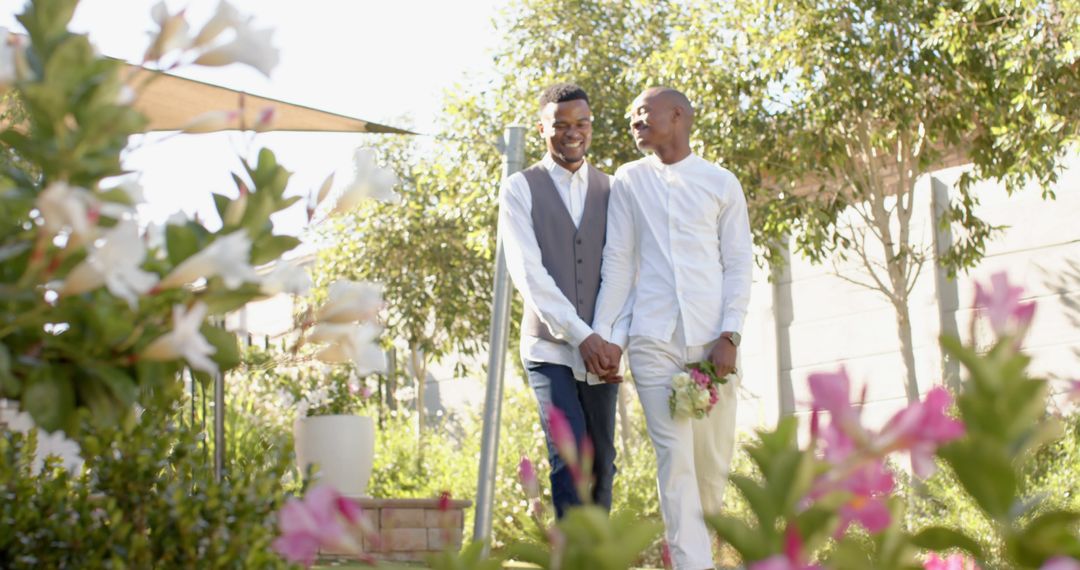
[0,0,393,442]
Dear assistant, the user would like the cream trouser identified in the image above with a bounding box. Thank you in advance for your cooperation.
[628,321,739,570]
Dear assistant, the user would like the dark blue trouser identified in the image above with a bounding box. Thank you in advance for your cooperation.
[526,361,619,518]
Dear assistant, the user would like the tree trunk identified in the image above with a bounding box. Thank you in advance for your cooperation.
[892,292,921,404]
[408,345,428,459]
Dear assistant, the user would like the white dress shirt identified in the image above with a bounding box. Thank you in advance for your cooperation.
[498,153,599,379]
[593,153,753,348]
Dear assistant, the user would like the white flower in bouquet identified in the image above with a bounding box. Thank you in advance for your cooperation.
[194,16,279,77]
[260,260,312,296]
[141,302,218,375]
[313,322,386,376]
[330,148,400,216]
[36,182,97,246]
[316,280,383,323]
[159,230,258,289]
[60,220,158,308]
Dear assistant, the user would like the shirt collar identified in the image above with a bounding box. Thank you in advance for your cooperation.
[542,153,589,182]
[646,152,697,173]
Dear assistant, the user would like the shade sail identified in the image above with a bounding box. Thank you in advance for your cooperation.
[125,65,415,135]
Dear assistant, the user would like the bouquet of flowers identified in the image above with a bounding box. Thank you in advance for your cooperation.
[669,361,730,419]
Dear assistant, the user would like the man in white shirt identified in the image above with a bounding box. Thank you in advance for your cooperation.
[591,87,753,569]
[497,83,624,517]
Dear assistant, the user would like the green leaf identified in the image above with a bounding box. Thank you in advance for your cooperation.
[911,526,984,559]
[0,343,19,398]
[730,474,777,528]
[23,366,74,432]
[201,325,241,372]
[250,234,300,265]
[165,223,207,266]
[938,440,1016,521]
[707,513,770,562]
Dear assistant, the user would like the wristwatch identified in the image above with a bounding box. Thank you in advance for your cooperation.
[721,331,741,347]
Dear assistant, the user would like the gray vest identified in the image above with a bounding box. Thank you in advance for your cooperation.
[520,162,610,343]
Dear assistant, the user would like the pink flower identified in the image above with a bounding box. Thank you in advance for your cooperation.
[546,404,578,467]
[708,384,719,406]
[836,461,894,534]
[924,552,981,569]
[519,456,540,500]
[690,368,710,389]
[272,484,367,567]
[974,272,1036,339]
[877,388,965,478]
[808,368,864,434]
[660,540,673,569]
[1042,557,1080,570]
[438,491,452,512]
[748,527,822,570]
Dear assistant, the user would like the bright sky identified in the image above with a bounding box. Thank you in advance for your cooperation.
[0,0,506,237]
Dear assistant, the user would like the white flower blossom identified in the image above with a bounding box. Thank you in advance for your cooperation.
[159,230,258,290]
[36,182,97,246]
[260,260,312,296]
[141,302,218,375]
[60,220,158,308]
[193,0,243,47]
[313,322,386,376]
[144,0,191,61]
[330,148,400,216]
[316,280,383,324]
[194,17,279,77]
[3,409,85,473]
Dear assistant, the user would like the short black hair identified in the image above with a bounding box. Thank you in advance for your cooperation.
[538,83,589,108]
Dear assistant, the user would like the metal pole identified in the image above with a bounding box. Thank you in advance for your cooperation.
[213,370,225,481]
[771,237,796,417]
[473,125,525,550]
[930,176,962,391]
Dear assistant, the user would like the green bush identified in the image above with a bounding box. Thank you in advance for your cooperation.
[0,399,293,569]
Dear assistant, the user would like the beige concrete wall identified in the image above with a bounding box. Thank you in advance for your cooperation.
[736,155,1080,430]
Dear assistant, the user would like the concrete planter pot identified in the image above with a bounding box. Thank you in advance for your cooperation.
[294,414,375,498]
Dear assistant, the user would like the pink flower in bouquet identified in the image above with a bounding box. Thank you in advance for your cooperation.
[272,484,371,567]
[974,271,1036,339]
[708,384,720,406]
[1041,557,1080,570]
[924,552,981,569]
[690,368,711,389]
[877,387,965,478]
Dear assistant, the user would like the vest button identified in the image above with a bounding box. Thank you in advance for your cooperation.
[577,279,583,284]
[576,259,582,264]
[576,238,582,244]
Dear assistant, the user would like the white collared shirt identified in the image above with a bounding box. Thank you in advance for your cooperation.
[593,153,753,348]
[498,153,599,379]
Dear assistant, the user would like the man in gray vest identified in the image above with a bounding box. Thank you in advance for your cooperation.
[497,83,624,517]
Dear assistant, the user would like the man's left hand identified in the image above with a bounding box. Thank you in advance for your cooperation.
[709,336,737,378]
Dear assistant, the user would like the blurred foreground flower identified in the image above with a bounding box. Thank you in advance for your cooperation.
[974,271,1035,340]
[141,302,217,374]
[273,484,374,568]
[158,230,258,289]
[330,148,400,215]
[60,220,157,308]
[316,280,383,323]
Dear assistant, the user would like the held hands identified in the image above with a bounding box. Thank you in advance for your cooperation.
[709,335,738,378]
[579,333,623,383]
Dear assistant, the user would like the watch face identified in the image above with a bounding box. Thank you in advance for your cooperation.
[727,332,742,347]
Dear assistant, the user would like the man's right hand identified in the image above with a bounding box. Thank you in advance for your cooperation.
[579,333,622,382]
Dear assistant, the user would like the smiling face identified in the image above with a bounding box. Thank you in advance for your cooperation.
[629,90,679,153]
[538,98,593,171]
